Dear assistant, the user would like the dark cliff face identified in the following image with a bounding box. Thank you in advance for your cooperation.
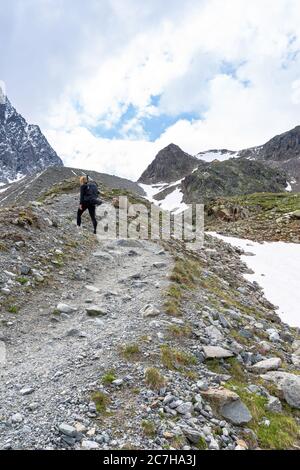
[240,126,300,162]
[181,157,288,203]
[138,143,199,184]
[238,126,300,191]
[0,94,63,184]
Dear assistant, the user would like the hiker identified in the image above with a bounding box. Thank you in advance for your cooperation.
[77,175,102,234]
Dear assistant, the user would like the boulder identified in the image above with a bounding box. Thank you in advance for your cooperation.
[205,325,224,341]
[251,357,282,373]
[261,371,300,409]
[203,346,234,359]
[201,387,252,425]
[221,401,252,425]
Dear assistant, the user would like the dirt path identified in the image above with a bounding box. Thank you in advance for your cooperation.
[0,200,173,449]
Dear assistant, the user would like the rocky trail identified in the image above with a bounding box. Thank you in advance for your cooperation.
[0,191,300,450]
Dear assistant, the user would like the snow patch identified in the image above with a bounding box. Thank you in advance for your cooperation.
[208,232,300,327]
[285,182,292,192]
[139,182,189,213]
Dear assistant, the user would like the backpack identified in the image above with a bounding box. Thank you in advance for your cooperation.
[84,182,102,205]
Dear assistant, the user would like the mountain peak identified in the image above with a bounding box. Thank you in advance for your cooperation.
[138,143,198,184]
[0,93,63,184]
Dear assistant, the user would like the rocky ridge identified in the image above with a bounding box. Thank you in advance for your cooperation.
[0,90,62,184]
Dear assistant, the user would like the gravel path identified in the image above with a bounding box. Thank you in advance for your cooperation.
[0,198,173,449]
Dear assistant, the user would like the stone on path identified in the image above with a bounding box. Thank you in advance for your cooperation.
[140,304,160,318]
[56,303,76,314]
[86,305,107,317]
[58,423,77,437]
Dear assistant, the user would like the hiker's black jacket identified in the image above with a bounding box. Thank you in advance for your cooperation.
[80,182,100,205]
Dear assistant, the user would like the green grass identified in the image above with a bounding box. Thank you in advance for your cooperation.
[167,324,191,338]
[7,305,19,314]
[195,436,208,450]
[0,241,7,252]
[121,343,141,360]
[145,367,166,389]
[206,357,246,382]
[164,256,203,316]
[16,276,29,285]
[161,345,197,370]
[141,420,156,437]
[227,383,299,449]
[229,192,300,214]
[91,391,111,414]
[102,370,117,385]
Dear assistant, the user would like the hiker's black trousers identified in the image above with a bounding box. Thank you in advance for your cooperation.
[77,204,97,232]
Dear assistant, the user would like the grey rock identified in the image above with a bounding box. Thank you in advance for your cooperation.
[81,440,100,450]
[56,303,76,314]
[58,423,77,437]
[203,346,234,359]
[251,357,282,373]
[183,428,203,444]
[176,402,193,415]
[20,386,35,396]
[266,396,282,413]
[11,413,23,424]
[140,304,160,318]
[86,305,107,317]
[262,372,300,409]
[221,400,252,425]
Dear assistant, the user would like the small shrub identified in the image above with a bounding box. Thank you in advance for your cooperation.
[141,420,156,437]
[121,343,140,360]
[145,367,165,389]
[91,391,110,414]
[161,345,197,370]
[102,370,116,385]
[16,277,29,285]
[7,305,19,314]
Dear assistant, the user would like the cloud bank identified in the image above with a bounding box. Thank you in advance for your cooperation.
[2,0,300,180]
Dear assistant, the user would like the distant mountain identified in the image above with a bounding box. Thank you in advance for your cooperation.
[238,126,300,191]
[0,89,63,184]
[138,143,289,211]
[138,143,199,184]
[181,157,288,203]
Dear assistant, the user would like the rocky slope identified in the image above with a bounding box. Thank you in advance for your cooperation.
[239,126,300,191]
[205,192,300,243]
[139,146,288,209]
[0,166,145,207]
[0,89,62,184]
[138,124,300,209]
[0,184,299,450]
[181,158,288,203]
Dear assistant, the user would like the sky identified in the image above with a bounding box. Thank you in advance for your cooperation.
[2,0,300,181]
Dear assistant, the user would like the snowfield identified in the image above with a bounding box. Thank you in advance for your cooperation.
[139,182,189,213]
[208,233,300,328]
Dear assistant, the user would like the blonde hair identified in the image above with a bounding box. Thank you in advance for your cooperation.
[80,176,88,185]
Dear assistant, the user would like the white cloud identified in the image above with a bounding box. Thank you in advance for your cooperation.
[3,0,300,180]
